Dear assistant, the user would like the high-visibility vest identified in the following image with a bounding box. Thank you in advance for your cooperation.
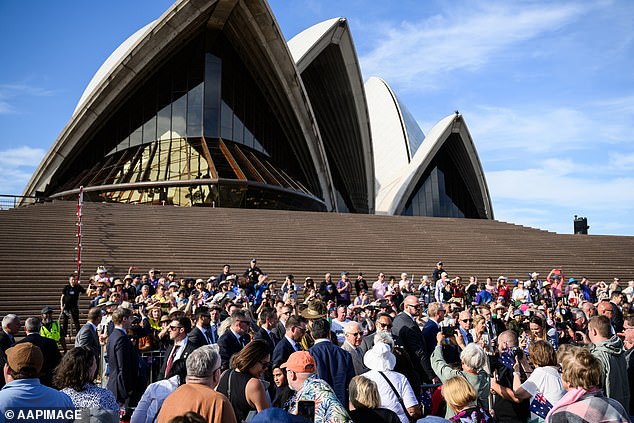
[40,321,61,342]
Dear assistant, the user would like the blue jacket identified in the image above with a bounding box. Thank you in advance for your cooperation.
[309,339,354,407]
[0,378,74,422]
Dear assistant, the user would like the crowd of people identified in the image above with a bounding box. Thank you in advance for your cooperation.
[0,258,633,423]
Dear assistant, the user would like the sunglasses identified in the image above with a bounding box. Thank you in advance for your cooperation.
[168,325,183,331]
[378,322,393,329]
[461,319,473,323]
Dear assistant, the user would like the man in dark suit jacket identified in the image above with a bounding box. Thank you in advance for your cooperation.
[309,319,355,407]
[187,307,215,350]
[392,296,434,384]
[16,317,61,387]
[75,307,102,362]
[106,308,141,407]
[254,308,278,356]
[217,310,251,371]
[421,303,445,354]
[253,308,279,399]
[160,317,197,379]
[0,314,19,389]
[272,315,306,369]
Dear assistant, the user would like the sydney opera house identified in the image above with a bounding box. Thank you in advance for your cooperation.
[23,0,493,220]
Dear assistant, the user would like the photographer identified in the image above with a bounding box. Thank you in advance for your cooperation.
[489,330,530,422]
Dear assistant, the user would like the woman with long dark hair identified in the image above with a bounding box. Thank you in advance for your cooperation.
[216,340,271,421]
[53,346,118,422]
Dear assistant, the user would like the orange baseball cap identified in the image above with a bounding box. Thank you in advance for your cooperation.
[280,351,316,373]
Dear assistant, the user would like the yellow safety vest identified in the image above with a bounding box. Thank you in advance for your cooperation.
[40,321,61,342]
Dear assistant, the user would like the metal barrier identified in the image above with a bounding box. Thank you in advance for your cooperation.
[0,194,41,209]
[140,349,166,385]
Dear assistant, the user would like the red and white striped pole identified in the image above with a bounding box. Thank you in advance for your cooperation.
[76,186,84,282]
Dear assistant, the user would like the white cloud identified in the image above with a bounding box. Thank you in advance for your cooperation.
[359,1,590,89]
[0,83,57,115]
[0,146,46,167]
[0,147,45,195]
[465,96,634,158]
[609,152,634,169]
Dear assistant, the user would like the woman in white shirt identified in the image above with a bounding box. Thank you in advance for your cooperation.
[491,340,565,423]
[361,334,421,423]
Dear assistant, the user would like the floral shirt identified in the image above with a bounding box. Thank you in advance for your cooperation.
[288,374,351,423]
[61,383,119,411]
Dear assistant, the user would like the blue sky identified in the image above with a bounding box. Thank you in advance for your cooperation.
[1,0,633,235]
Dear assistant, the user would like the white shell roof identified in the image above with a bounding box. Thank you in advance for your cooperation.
[74,21,155,115]
[365,76,413,198]
[287,18,341,65]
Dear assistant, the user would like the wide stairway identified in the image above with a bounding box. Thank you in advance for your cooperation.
[1,200,633,319]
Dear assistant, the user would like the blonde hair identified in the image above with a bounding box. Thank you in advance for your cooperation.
[473,314,485,329]
[349,375,381,409]
[442,376,477,412]
[560,347,603,390]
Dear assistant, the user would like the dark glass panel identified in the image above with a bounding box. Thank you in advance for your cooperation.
[402,143,480,218]
[203,53,221,138]
[171,94,187,139]
[187,83,203,137]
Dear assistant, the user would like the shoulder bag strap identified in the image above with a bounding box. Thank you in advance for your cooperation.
[378,371,410,418]
[227,370,234,401]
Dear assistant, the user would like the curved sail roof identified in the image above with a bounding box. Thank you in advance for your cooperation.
[288,18,374,213]
[375,112,493,218]
[23,0,336,211]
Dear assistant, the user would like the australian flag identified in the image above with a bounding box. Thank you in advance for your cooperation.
[529,392,553,419]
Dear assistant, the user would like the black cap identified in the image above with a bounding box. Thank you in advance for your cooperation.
[41,307,54,314]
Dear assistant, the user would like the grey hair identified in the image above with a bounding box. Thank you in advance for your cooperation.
[24,317,41,333]
[572,308,586,321]
[460,343,486,370]
[186,344,220,378]
[373,331,394,348]
[2,314,19,330]
[344,321,362,334]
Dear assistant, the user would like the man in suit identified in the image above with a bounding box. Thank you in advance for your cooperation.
[360,312,398,354]
[217,309,251,371]
[254,307,279,399]
[160,316,196,379]
[16,317,61,387]
[106,307,141,410]
[341,321,368,375]
[254,307,278,356]
[393,295,434,384]
[479,305,505,342]
[457,310,474,346]
[272,315,307,369]
[75,307,102,361]
[272,304,292,341]
[188,306,214,349]
[0,314,20,388]
[309,318,355,406]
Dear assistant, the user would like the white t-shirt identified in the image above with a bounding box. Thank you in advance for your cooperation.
[329,318,350,345]
[521,365,565,420]
[364,369,417,423]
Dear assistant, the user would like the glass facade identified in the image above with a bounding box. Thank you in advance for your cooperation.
[402,134,484,219]
[48,30,326,211]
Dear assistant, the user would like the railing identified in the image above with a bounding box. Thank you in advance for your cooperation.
[0,194,42,210]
